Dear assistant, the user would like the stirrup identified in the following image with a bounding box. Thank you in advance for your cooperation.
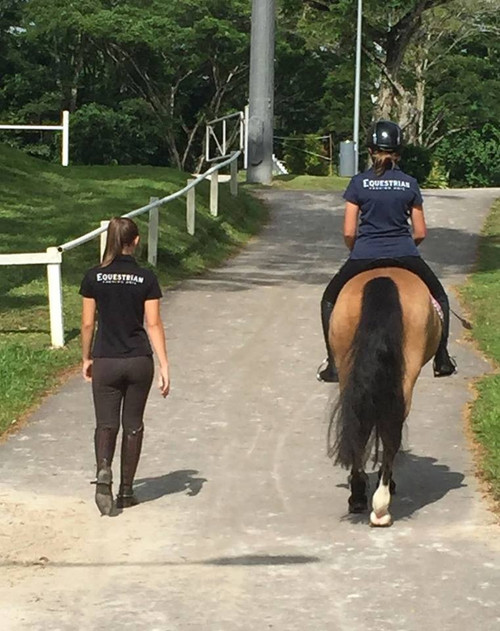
[316,358,339,383]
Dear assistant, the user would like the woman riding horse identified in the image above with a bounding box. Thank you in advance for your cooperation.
[317,120,456,383]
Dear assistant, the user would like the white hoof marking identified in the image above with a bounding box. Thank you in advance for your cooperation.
[370,511,393,527]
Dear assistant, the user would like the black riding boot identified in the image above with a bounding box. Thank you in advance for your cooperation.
[93,427,118,516]
[317,299,339,383]
[117,425,144,509]
[433,300,457,377]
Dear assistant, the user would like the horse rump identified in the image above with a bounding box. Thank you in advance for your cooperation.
[328,276,406,470]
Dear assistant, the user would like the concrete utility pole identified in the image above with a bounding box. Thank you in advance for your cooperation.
[353,0,363,173]
[246,0,275,184]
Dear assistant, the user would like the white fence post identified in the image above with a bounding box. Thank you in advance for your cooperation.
[230,152,238,197]
[186,180,195,235]
[100,220,109,261]
[148,196,159,266]
[46,247,64,348]
[61,110,69,167]
[210,171,219,217]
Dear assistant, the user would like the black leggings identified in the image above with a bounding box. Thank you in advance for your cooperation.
[322,256,450,343]
[92,356,154,432]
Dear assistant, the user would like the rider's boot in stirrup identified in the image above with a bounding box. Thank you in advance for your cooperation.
[92,427,118,516]
[433,344,457,377]
[316,357,339,383]
[317,299,339,383]
[117,425,144,509]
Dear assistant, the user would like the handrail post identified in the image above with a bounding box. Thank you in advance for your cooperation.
[100,220,109,261]
[186,180,195,235]
[61,110,69,166]
[46,247,64,348]
[210,171,219,217]
[230,152,238,197]
[148,196,159,266]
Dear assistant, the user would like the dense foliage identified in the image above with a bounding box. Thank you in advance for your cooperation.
[0,0,498,184]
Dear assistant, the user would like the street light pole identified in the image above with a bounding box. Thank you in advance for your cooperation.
[246,0,275,184]
[353,0,362,173]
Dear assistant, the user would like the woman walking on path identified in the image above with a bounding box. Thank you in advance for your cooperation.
[80,217,170,516]
[317,120,457,383]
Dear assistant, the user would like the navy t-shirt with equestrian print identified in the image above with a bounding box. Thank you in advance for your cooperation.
[79,255,162,358]
[343,167,423,260]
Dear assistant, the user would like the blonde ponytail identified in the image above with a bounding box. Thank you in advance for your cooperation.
[371,150,401,176]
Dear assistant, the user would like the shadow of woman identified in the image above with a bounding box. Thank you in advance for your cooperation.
[134,469,207,504]
[340,451,466,523]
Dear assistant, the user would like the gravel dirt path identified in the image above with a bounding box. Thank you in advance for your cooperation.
[0,188,499,630]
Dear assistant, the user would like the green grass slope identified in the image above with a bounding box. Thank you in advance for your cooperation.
[271,174,349,191]
[0,145,268,434]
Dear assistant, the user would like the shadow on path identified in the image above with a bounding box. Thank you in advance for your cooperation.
[1,554,321,569]
[134,469,207,503]
[177,224,496,295]
[202,554,320,566]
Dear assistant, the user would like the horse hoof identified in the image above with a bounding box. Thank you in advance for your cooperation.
[349,498,368,513]
[369,511,393,527]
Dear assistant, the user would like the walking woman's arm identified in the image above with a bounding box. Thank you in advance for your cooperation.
[145,299,170,398]
[410,205,427,246]
[81,297,96,382]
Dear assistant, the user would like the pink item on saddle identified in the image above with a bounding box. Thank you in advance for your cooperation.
[430,295,444,321]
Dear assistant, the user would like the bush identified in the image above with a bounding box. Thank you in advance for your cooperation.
[433,124,500,187]
[400,144,432,184]
[283,134,329,175]
[70,101,167,166]
[424,160,449,189]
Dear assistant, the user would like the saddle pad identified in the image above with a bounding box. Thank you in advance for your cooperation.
[430,295,444,321]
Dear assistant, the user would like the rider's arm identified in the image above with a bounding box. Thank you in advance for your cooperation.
[410,205,427,246]
[344,201,360,251]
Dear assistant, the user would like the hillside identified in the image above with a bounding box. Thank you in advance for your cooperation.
[0,145,267,433]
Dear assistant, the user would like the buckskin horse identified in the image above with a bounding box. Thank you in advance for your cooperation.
[327,268,442,527]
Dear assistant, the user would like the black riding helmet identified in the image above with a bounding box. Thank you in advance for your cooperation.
[368,120,402,152]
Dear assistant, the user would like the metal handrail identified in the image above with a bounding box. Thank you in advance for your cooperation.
[206,111,243,125]
[59,150,241,252]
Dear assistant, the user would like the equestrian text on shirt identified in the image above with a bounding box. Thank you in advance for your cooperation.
[96,272,145,284]
[362,179,411,190]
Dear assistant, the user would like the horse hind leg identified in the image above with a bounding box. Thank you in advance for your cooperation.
[348,470,369,513]
[347,422,372,513]
[370,458,395,527]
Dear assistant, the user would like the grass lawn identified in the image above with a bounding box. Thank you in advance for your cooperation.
[0,144,268,435]
[460,199,500,503]
[271,174,349,191]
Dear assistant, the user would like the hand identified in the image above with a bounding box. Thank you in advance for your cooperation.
[82,359,93,382]
[158,367,170,398]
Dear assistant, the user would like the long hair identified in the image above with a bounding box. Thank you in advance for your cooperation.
[101,217,139,267]
[371,150,401,176]
[328,277,406,469]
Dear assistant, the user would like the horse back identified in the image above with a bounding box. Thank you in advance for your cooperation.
[331,267,441,383]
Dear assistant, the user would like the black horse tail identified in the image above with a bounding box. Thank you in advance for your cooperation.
[328,277,406,469]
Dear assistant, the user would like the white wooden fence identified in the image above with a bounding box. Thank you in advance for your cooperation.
[0,111,70,166]
[0,150,241,348]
